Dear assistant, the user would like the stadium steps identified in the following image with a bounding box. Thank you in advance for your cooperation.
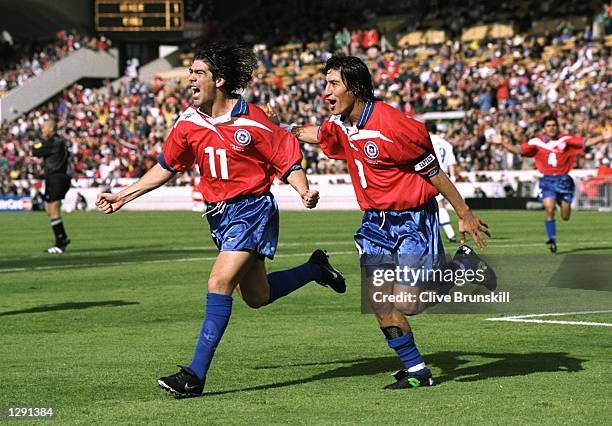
[0,47,119,123]
[136,48,184,83]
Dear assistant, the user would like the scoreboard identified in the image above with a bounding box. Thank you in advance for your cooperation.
[95,0,183,32]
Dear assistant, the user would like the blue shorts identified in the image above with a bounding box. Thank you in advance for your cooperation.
[205,193,279,260]
[538,175,575,204]
[355,199,445,274]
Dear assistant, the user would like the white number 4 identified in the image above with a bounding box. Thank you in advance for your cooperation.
[547,152,557,167]
[204,147,229,180]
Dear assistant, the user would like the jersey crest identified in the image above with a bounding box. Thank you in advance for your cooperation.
[233,128,252,146]
[364,141,379,159]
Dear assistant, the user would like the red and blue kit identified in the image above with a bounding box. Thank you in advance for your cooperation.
[318,100,444,267]
[159,96,302,203]
[519,133,584,176]
[520,133,584,203]
[158,96,303,259]
[318,101,440,211]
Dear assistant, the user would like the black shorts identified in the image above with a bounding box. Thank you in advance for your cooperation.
[45,174,71,202]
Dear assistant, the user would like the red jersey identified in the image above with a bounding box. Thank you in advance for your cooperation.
[520,133,584,175]
[318,101,440,211]
[159,97,303,202]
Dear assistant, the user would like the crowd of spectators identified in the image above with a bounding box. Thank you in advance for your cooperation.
[1,4,611,196]
[247,23,610,175]
[1,76,191,196]
[215,0,605,48]
[0,29,111,96]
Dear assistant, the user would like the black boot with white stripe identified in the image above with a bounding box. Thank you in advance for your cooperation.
[47,238,70,254]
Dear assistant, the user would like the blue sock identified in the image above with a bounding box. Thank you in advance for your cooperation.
[545,219,556,241]
[387,332,430,376]
[267,263,322,303]
[188,293,233,380]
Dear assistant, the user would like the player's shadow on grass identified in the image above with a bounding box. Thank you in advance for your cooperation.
[205,351,584,395]
[66,244,167,253]
[205,356,400,396]
[0,300,139,317]
[0,248,218,270]
[75,246,217,255]
[558,246,612,254]
[427,351,584,383]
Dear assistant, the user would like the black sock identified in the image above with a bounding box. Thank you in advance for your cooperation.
[50,218,68,244]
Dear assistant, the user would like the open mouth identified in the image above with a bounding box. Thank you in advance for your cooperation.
[191,87,200,96]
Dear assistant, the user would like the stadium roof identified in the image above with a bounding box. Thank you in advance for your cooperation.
[0,0,91,39]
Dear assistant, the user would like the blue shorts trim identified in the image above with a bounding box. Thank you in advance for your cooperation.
[538,175,575,204]
[206,193,279,260]
[355,199,445,273]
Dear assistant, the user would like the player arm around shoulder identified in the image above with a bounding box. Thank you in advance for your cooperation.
[429,171,491,249]
[290,125,320,145]
[260,103,320,145]
[96,164,175,214]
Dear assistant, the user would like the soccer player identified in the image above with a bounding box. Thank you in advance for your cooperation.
[426,122,463,244]
[31,119,72,253]
[290,55,494,389]
[96,43,346,398]
[492,116,610,252]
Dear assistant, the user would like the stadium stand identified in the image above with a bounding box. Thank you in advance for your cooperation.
[0,30,111,95]
[1,1,610,196]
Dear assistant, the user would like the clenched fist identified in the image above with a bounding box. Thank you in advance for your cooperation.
[301,189,320,209]
[96,193,123,214]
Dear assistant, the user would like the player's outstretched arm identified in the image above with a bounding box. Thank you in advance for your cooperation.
[491,134,520,154]
[96,164,175,214]
[291,126,320,144]
[585,129,612,147]
[429,171,490,249]
[286,168,319,209]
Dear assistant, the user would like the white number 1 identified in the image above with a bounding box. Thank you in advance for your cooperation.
[204,147,229,180]
[354,159,368,188]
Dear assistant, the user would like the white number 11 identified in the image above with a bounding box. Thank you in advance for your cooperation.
[204,147,229,180]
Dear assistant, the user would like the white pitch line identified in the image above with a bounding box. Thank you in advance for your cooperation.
[0,241,356,261]
[1,240,612,263]
[0,251,357,273]
[486,310,612,327]
[490,309,612,318]
[486,241,612,248]
[485,319,612,327]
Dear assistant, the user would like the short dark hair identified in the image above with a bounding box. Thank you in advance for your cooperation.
[324,55,374,102]
[426,121,437,134]
[541,115,558,127]
[194,42,257,95]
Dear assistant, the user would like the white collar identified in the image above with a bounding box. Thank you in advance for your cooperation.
[197,99,240,125]
[330,114,359,137]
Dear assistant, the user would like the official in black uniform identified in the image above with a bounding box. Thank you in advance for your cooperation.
[32,120,71,253]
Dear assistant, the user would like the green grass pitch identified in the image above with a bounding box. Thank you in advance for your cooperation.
[1,210,611,424]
